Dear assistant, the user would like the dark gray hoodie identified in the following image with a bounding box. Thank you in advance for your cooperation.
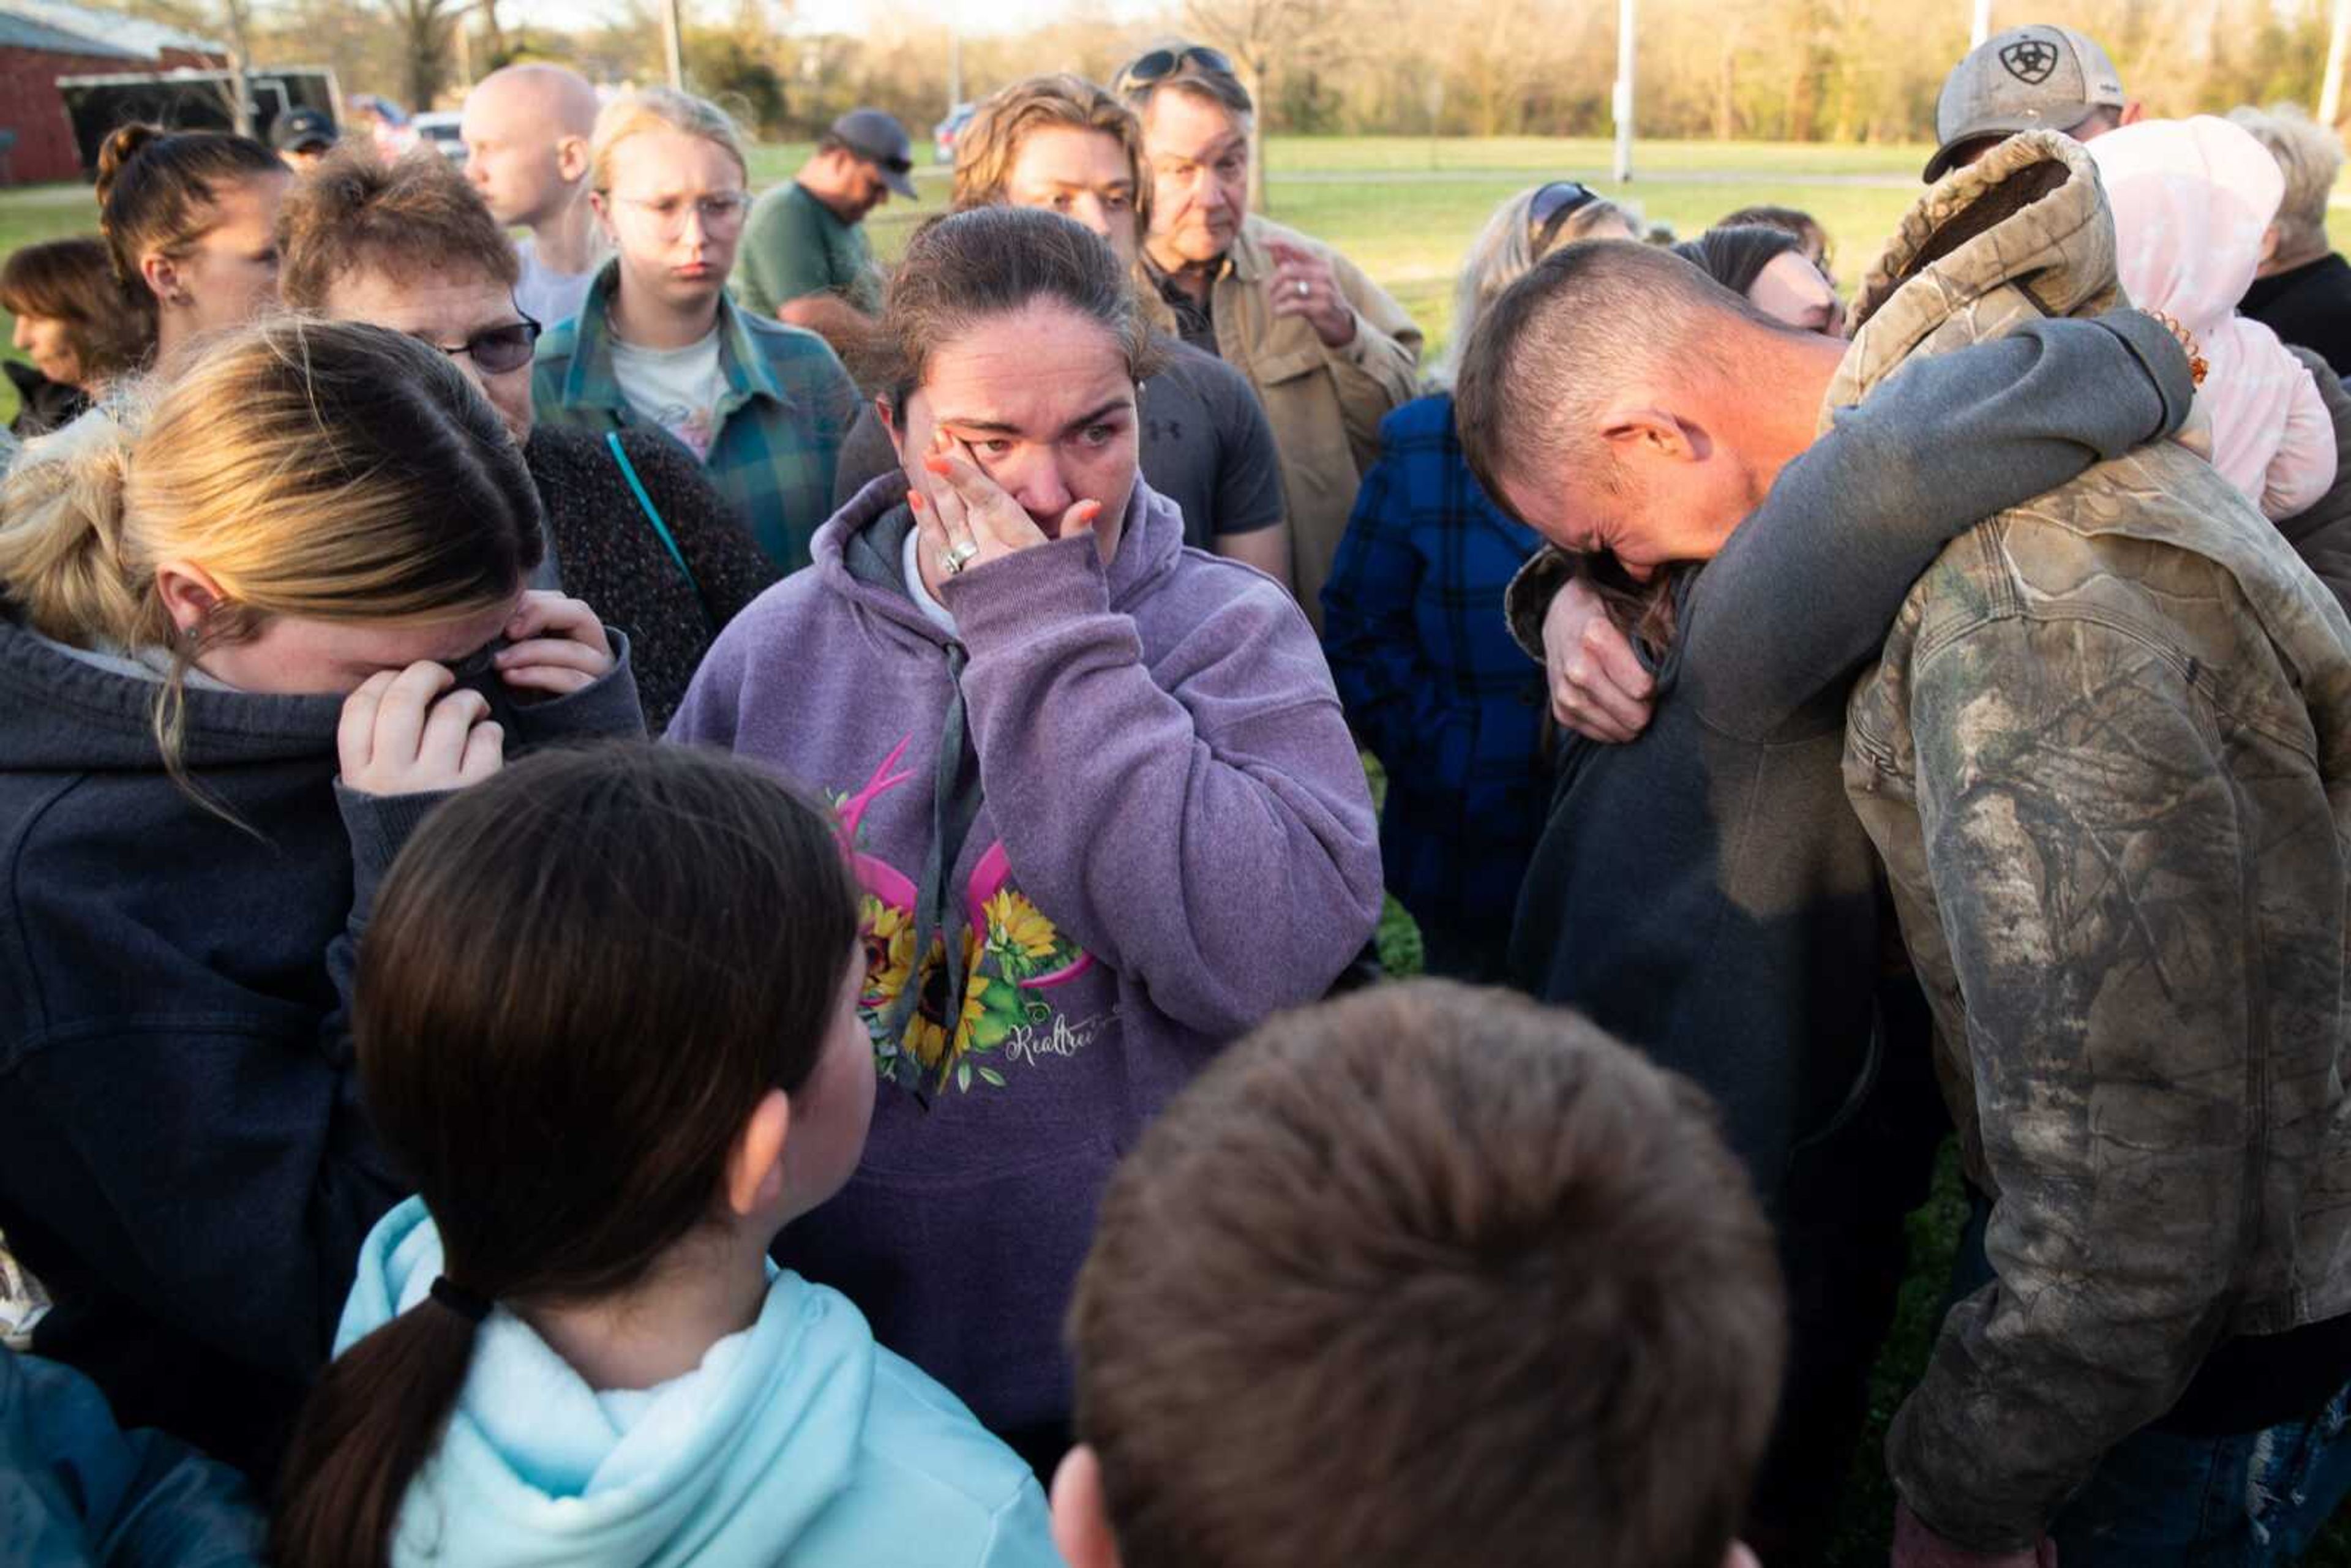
[0,615,642,1476]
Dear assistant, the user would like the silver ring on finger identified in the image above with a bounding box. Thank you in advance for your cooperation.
[1294,279,1310,299]
[941,539,981,576]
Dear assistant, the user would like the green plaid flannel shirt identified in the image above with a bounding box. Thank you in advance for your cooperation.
[531,261,861,574]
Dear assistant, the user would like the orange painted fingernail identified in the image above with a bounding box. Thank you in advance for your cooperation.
[908,490,925,510]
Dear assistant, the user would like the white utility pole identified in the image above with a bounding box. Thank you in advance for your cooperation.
[948,24,962,110]
[1612,0,1635,182]
[661,0,686,90]
[2323,0,2350,126]
[1971,0,1992,48]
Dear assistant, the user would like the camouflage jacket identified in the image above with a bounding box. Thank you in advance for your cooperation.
[1841,132,2351,1550]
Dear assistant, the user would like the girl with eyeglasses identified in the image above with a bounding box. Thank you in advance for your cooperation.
[0,318,643,1480]
[279,146,780,729]
[533,89,862,576]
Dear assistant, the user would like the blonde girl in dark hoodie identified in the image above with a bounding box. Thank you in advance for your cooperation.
[0,318,641,1476]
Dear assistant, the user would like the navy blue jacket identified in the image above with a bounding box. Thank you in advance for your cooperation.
[0,617,643,1476]
[0,1348,263,1567]
[1321,393,1549,935]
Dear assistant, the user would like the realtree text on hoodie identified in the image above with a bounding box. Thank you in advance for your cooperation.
[668,476,1383,1436]
[0,615,644,1477]
[336,1199,1059,1568]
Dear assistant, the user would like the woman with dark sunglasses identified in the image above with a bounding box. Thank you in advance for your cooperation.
[1319,180,1638,981]
[277,146,779,729]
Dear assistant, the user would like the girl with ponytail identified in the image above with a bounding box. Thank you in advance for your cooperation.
[0,318,643,1477]
[271,745,1057,1568]
[92,122,287,370]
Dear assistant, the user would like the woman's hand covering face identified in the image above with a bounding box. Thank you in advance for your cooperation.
[910,429,1104,579]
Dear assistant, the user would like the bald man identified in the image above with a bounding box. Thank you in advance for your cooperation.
[460,64,606,329]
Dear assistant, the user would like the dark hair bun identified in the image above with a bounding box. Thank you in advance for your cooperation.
[94,122,164,206]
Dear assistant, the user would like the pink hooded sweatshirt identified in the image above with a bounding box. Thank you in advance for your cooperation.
[2091,115,2337,520]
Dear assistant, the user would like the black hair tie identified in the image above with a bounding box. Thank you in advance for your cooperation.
[429,1276,493,1325]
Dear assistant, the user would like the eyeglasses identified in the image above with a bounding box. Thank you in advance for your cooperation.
[609,192,752,236]
[1529,180,1601,255]
[416,313,542,375]
[1114,44,1237,96]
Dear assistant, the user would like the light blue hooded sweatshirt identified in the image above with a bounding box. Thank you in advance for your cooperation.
[336,1198,1062,1568]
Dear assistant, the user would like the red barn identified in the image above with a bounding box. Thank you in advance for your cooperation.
[0,1,227,185]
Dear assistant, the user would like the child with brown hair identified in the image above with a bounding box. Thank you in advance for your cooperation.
[1053,980,1786,1568]
[271,745,1058,1568]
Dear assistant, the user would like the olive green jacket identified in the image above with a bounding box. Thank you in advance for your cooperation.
[1839,132,2351,1550]
[1205,214,1421,629]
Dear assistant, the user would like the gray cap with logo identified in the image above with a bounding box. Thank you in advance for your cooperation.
[827,108,918,200]
[1924,23,2127,182]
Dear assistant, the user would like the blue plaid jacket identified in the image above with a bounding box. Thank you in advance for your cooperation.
[1321,393,1551,932]
[532,261,860,574]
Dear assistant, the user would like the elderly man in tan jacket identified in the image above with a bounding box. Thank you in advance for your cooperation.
[1117,45,1422,627]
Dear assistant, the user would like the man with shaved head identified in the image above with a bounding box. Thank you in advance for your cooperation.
[460,64,605,328]
[1460,133,2351,1566]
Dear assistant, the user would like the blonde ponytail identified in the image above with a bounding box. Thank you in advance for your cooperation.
[0,318,545,791]
[0,397,165,648]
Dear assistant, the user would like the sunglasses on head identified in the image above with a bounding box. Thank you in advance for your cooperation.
[419,313,542,376]
[1116,44,1237,94]
[1528,180,1601,253]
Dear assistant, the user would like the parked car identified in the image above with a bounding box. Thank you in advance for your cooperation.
[933,103,975,165]
[413,111,466,164]
[347,94,417,161]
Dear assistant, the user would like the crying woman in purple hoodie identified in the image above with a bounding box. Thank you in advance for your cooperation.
[667,206,1384,1468]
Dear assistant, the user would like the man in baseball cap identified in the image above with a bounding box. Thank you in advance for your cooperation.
[270,107,336,174]
[732,107,916,361]
[1922,23,2142,182]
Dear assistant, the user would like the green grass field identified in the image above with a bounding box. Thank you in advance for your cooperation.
[6,134,2348,1561]
[1,135,1933,422]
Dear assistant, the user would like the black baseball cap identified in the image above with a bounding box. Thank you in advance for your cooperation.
[271,107,335,154]
[828,108,918,200]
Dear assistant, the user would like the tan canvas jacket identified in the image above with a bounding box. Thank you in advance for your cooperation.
[1208,214,1422,628]
[1839,132,2351,1550]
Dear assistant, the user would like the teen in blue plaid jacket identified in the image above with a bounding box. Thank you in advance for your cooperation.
[1320,181,1640,978]
[1321,391,1550,980]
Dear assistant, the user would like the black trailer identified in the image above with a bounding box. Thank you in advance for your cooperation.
[53,66,339,173]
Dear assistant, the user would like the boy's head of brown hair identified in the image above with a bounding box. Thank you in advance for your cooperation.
[1054,979,1785,1568]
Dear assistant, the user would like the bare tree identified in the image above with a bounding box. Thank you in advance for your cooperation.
[121,0,264,129]
[1181,0,1362,210]
[384,0,465,109]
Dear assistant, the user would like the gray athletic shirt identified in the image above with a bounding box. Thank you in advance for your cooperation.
[829,336,1286,550]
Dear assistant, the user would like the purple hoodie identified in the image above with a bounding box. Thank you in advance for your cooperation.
[668,475,1382,1435]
